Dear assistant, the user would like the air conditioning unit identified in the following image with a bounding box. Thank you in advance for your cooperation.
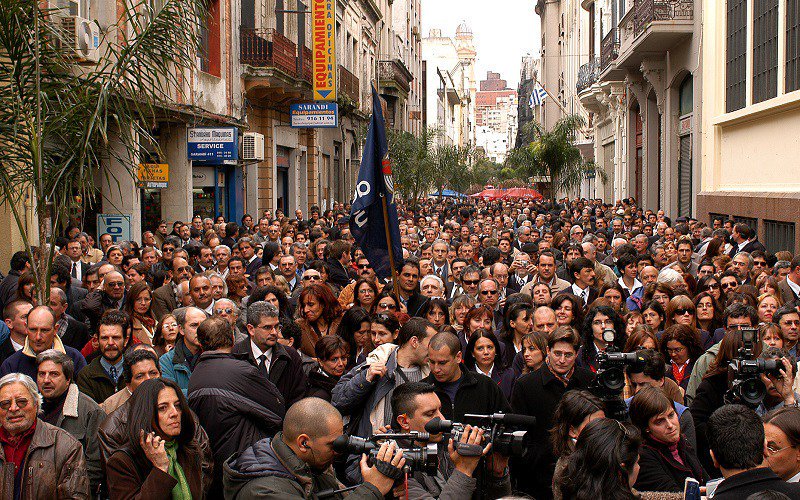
[241,132,265,161]
[61,16,100,63]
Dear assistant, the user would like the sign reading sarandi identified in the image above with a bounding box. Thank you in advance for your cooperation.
[312,0,336,101]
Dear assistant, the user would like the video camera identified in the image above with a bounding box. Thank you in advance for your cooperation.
[590,328,642,420]
[725,328,784,408]
[332,432,439,475]
[424,413,536,457]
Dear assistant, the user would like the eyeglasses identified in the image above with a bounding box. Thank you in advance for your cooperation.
[480,290,498,295]
[107,282,125,288]
[302,275,321,281]
[358,264,371,269]
[707,283,720,290]
[0,397,29,411]
[675,308,695,316]
[215,308,234,315]
[666,346,687,355]
[462,279,480,286]
[377,303,397,311]
[592,319,614,327]
[175,266,193,273]
[162,247,175,253]
[721,282,738,290]
[766,443,795,455]
[781,320,800,327]
[257,324,281,333]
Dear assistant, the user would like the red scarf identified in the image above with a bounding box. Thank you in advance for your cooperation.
[671,359,690,386]
[0,419,36,474]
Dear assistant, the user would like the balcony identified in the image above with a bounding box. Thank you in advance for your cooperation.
[615,0,694,69]
[379,58,413,96]
[240,28,298,77]
[576,57,599,95]
[600,29,618,72]
[240,27,315,101]
[338,65,360,106]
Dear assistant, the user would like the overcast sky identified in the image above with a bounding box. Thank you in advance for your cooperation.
[421,0,541,89]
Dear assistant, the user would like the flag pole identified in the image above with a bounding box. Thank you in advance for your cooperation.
[380,194,401,300]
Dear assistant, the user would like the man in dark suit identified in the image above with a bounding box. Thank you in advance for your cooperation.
[232,301,307,406]
[778,255,800,307]
[152,256,193,321]
[728,222,766,257]
[48,287,90,351]
[65,238,90,283]
[0,300,33,365]
[707,405,800,499]
[325,240,353,288]
[565,257,598,312]
[430,240,450,283]
[0,251,30,311]
[52,257,88,324]
[238,237,262,278]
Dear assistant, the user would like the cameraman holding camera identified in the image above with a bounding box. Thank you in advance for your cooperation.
[389,382,511,500]
[223,398,404,499]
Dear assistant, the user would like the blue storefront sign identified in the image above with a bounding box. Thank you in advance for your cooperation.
[97,214,132,243]
[290,103,339,128]
[187,127,239,161]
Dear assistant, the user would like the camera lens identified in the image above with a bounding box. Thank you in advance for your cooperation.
[598,367,626,391]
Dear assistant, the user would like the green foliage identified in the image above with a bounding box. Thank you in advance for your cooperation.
[0,0,207,301]
[388,127,435,208]
[506,114,605,202]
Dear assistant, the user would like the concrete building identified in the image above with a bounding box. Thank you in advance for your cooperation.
[421,24,477,147]
[698,0,800,253]
[475,72,519,163]
[580,0,701,214]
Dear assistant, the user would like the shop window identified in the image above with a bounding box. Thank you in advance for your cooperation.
[788,0,800,92]
[726,0,748,112]
[200,0,221,76]
[764,220,796,254]
[753,0,779,103]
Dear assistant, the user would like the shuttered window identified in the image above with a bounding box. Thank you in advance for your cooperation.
[727,0,748,112]
[764,220,796,253]
[733,216,759,235]
[710,213,729,226]
[788,0,800,92]
[753,0,779,103]
[678,135,692,217]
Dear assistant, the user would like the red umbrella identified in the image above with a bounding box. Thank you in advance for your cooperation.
[471,188,506,200]
[501,187,543,200]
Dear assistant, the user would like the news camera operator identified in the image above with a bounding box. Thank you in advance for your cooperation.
[389,382,512,500]
[223,397,404,499]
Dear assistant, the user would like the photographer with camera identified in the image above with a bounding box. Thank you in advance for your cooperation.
[223,398,404,499]
[387,382,512,500]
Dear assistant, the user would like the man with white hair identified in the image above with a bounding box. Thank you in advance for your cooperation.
[0,372,89,497]
[213,298,247,343]
[420,274,445,298]
[214,245,231,278]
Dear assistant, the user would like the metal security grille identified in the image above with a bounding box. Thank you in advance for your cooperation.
[678,135,692,217]
[788,0,800,92]
[764,220,796,254]
[710,213,728,226]
[753,0,779,103]
[733,216,759,234]
[727,0,748,112]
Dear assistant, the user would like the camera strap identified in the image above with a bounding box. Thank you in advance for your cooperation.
[453,441,483,456]
[375,459,405,481]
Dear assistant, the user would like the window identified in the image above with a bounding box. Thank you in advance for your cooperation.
[677,75,693,217]
[726,0,748,112]
[764,220,796,254]
[753,0,779,103]
[733,216,759,234]
[709,213,729,226]
[788,0,800,92]
[199,0,221,76]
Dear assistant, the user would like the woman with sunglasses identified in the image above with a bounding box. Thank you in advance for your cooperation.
[696,275,723,302]
[665,295,715,349]
[374,291,405,315]
[659,324,704,390]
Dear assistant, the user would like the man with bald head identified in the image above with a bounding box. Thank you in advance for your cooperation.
[189,275,214,313]
[626,265,660,311]
[0,306,87,379]
[223,398,402,499]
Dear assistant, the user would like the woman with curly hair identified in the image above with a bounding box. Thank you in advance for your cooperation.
[577,305,627,372]
[659,324,704,390]
[295,283,343,357]
[551,293,584,329]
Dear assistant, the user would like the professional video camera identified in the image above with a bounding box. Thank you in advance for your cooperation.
[590,328,642,420]
[725,328,784,408]
[332,432,439,475]
[424,413,536,458]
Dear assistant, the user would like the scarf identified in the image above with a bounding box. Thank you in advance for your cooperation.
[163,441,191,500]
[41,391,69,425]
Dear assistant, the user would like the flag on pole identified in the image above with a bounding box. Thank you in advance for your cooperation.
[529,85,548,108]
[349,86,403,280]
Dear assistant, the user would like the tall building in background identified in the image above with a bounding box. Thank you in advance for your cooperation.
[475,72,518,163]
[517,55,541,147]
[421,24,476,147]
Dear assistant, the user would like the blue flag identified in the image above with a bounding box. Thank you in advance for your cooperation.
[349,87,403,280]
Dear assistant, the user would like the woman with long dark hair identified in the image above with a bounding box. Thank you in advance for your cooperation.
[551,293,584,329]
[463,329,516,398]
[296,284,342,357]
[577,305,626,372]
[420,298,449,329]
[123,281,158,346]
[553,418,642,500]
[641,300,666,334]
[696,275,723,303]
[694,291,723,337]
[335,306,373,368]
[352,279,379,313]
[659,324,704,390]
[499,302,533,368]
[629,387,707,492]
[106,378,209,498]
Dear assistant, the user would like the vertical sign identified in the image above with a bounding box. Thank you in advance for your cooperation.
[312,0,336,101]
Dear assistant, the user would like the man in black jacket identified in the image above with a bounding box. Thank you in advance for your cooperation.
[421,332,510,421]
[0,251,30,311]
[324,239,353,288]
[188,316,285,498]
[510,325,595,499]
[48,287,90,351]
[707,404,800,499]
[232,300,307,406]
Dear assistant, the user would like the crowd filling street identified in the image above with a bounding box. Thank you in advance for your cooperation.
[0,196,800,499]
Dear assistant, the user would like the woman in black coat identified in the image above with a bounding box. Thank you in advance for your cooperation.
[306,335,349,401]
[629,387,708,492]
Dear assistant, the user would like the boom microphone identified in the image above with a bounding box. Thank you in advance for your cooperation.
[464,413,537,427]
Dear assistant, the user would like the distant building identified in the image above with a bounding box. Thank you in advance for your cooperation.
[474,72,518,163]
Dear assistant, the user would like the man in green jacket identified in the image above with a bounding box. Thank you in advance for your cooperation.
[223,397,401,499]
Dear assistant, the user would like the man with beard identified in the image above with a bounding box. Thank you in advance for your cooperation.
[75,310,127,403]
[37,349,105,493]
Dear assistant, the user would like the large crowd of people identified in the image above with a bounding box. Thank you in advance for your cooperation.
[0,196,799,499]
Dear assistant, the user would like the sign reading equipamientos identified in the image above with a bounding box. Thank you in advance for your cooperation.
[290,103,339,128]
[312,0,336,101]
[187,127,239,161]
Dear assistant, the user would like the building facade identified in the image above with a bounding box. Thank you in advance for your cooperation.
[475,72,518,163]
[698,0,800,253]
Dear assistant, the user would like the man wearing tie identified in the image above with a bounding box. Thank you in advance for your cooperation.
[778,255,800,307]
[278,255,301,293]
[65,239,88,283]
[431,240,450,283]
[233,301,307,406]
[568,257,598,311]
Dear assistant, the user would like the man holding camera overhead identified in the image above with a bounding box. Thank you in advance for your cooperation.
[390,382,512,500]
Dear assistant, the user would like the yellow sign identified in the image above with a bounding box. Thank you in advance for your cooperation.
[137,163,169,188]
[312,0,336,101]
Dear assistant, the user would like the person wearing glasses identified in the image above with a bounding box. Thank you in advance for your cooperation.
[763,406,800,482]
[152,256,194,322]
[510,326,595,498]
[775,306,800,359]
[189,315,285,497]
[0,372,89,498]
[336,257,384,310]
[576,305,626,372]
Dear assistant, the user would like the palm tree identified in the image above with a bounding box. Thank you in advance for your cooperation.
[431,143,473,199]
[389,127,435,209]
[0,0,208,302]
[506,114,605,203]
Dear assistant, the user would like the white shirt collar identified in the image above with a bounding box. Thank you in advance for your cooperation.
[788,470,800,483]
[250,340,272,364]
[618,276,643,292]
[787,275,800,296]
[203,300,215,316]
[10,337,23,351]
[476,363,494,377]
